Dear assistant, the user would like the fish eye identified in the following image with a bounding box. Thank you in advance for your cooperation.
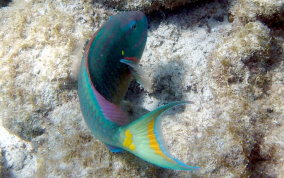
[128,20,137,30]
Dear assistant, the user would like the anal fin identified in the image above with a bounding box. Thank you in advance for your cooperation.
[106,144,124,153]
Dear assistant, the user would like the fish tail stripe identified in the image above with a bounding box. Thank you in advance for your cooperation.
[147,119,173,162]
[118,101,199,171]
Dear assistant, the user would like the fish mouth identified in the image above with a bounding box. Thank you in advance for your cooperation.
[123,57,140,63]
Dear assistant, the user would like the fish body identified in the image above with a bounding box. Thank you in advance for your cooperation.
[88,12,147,105]
[78,11,198,170]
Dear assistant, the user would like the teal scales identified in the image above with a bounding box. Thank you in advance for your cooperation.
[77,11,199,170]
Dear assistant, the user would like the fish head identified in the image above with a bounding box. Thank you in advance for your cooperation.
[110,11,148,62]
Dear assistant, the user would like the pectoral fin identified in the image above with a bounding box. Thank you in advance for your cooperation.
[120,58,151,91]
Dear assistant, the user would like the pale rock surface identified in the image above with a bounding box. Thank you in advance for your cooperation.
[0,0,283,177]
[0,119,35,177]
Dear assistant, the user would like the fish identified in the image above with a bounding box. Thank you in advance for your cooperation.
[77,11,199,171]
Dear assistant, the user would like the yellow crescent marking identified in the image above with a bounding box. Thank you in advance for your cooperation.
[123,129,136,150]
[121,50,125,56]
[148,119,174,162]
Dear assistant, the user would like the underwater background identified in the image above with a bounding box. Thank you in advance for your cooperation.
[0,0,283,177]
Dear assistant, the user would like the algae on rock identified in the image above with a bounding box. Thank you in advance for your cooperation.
[208,21,271,91]
[0,0,107,141]
[231,0,284,23]
[207,20,284,177]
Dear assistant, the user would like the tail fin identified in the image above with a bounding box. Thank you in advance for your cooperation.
[118,101,199,171]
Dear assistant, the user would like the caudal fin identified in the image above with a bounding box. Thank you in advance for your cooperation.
[118,101,199,171]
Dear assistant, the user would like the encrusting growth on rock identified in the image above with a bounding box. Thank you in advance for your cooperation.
[230,0,284,23]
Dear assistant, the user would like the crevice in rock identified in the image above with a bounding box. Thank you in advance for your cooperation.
[0,0,11,7]
[246,138,277,178]
[257,12,284,31]
[146,0,229,21]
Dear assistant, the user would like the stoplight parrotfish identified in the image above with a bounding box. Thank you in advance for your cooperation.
[77,11,199,171]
